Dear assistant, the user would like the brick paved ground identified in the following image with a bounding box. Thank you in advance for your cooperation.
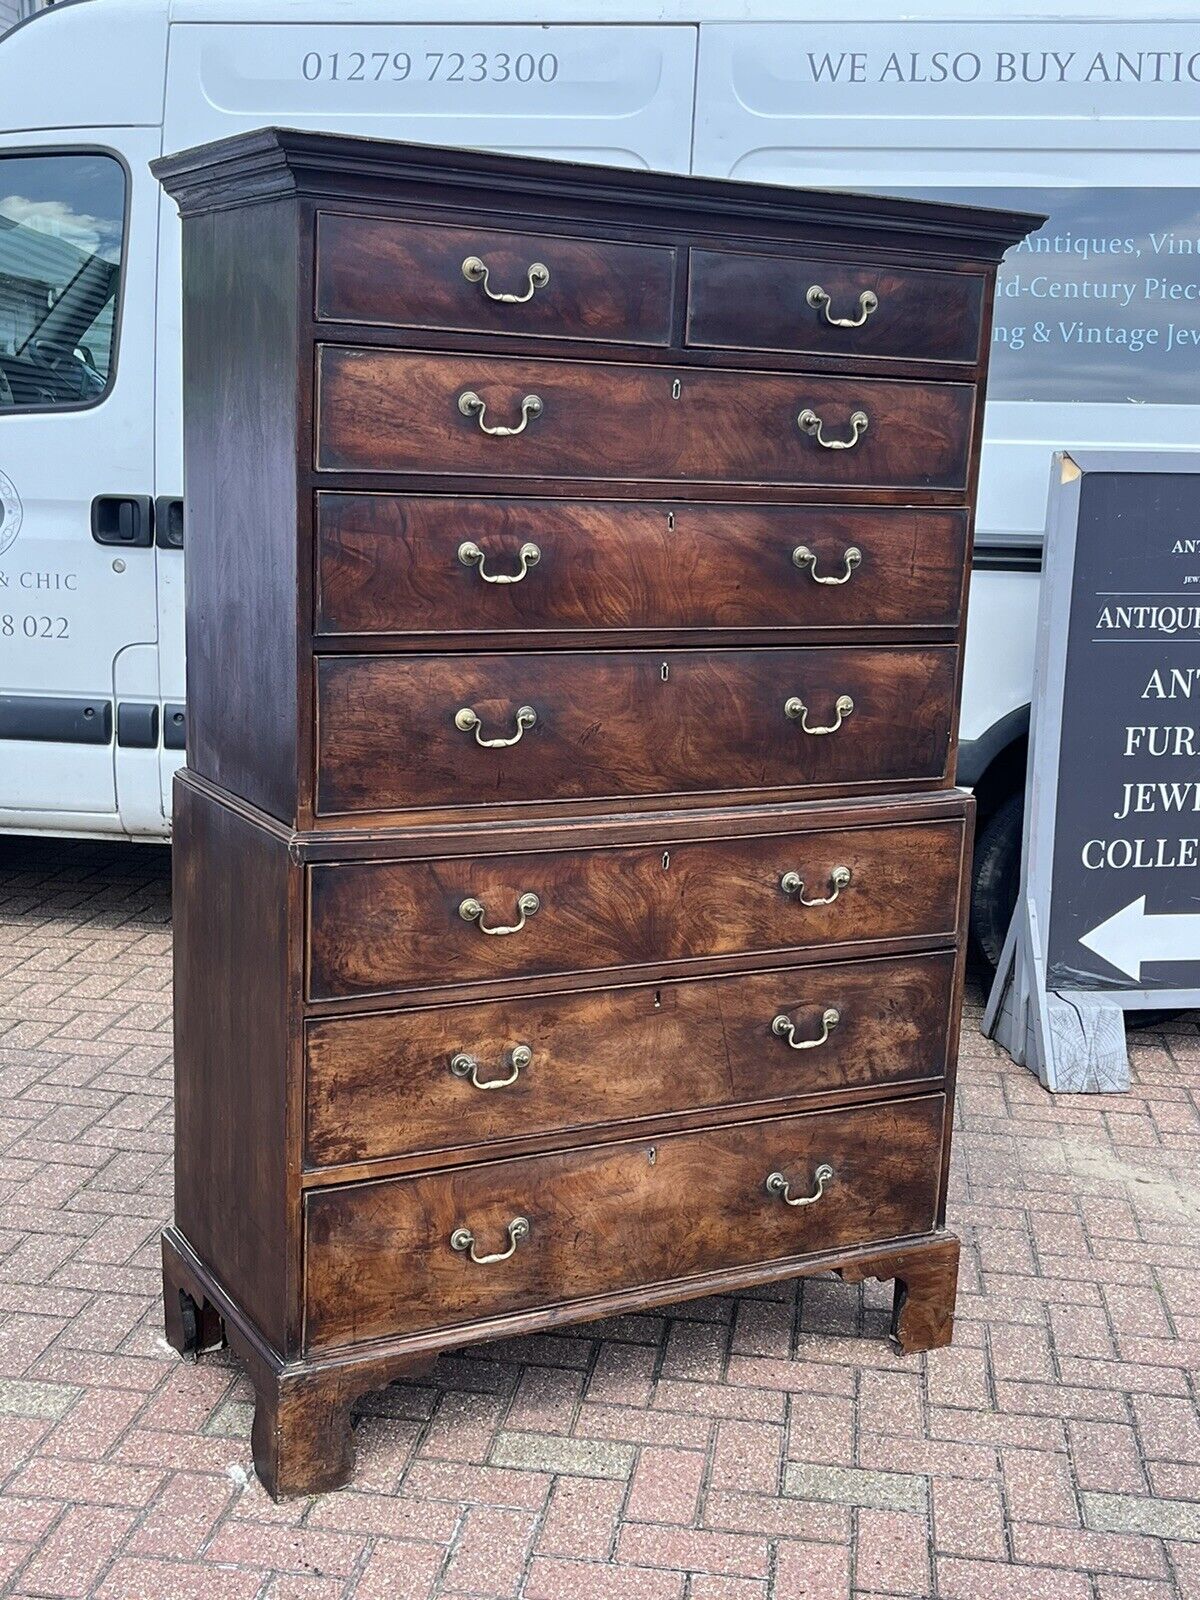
[1,834,1198,1600]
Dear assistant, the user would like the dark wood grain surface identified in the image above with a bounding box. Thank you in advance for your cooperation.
[686,247,984,365]
[172,779,295,1354]
[304,951,955,1167]
[316,348,975,491]
[315,496,969,642]
[315,645,957,816]
[316,213,676,345]
[306,816,965,1000]
[303,1094,944,1349]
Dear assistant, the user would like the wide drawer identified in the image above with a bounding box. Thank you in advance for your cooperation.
[686,248,985,366]
[316,348,975,491]
[306,815,966,1001]
[315,645,957,816]
[315,213,676,346]
[305,951,956,1167]
[303,1094,945,1349]
[315,495,968,640]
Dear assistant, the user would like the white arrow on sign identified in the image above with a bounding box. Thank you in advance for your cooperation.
[1079,896,1200,982]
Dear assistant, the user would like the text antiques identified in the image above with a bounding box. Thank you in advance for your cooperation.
[985,452,1200,1092]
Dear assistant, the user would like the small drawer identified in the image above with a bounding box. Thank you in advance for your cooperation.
[686,248,985,366]
[315,495,968,641]
[304,952,956,1167]
[306,814,966,1001]
[315,214,676,346]
[303,1094,944,1349]
[314,645,957,817]
[316,348,975,492]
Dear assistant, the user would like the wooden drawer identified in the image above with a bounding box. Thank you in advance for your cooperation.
[314,645,957,817]
[686,248,985,366]
[304,952,956,1167]
[316,348,975,491]
[303,1094,944,1349]
[306,816,966,1001]
[315,214,676,346]
[315,495,968,641]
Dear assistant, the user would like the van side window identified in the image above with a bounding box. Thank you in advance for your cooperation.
[0,151,125,412]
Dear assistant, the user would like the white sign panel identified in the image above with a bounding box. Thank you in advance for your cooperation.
[166,24,698,172]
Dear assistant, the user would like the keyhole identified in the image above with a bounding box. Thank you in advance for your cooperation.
[647,1146,657,1166]
[653,989,662,1008]
[667,511,675,532]
[671,379,682,400]
[662,852,670,871]
[661,662,669,682]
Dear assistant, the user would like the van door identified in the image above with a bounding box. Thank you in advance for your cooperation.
[0,132,162,833]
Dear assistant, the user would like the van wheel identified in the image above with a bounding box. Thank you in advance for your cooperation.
[970,789,1023,975]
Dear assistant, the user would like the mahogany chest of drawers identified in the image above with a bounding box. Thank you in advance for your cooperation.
[154,128,1038,1498]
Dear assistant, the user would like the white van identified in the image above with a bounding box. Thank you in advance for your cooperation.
[2,0,1199,962]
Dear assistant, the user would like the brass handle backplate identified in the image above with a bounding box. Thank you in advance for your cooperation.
[458,540,541,584]
[458,891,541,936]
[792,545,862,585]
[455,704,537,747]
[806,284,879,328]
[781,866,852,907]
[765,1162,835,1207]
[771,1008,840,1051]
[462,255,550,304]
[450,1215,530,1264]
[785,693,854,735]
[458,390,544,437]
[450,1043,532,1090]
[797,407,869,450]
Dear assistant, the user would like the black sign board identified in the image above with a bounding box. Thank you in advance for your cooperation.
[1047,468,1200,991]
[985,453,1200,1090]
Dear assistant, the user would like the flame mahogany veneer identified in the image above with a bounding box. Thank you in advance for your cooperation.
[154,128,1038,1498]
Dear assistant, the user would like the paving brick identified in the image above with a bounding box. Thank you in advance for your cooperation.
[1000,1445,1081,1526]
[585,1341,658,1408]
[772,1538,851,1599]
[1083,1490,1200,1542]
[1010,1521,1170,1579]
[524,1556,684,1600]
[441,1504,538,1597]
[0,1376,81,1418]
[92,1558,263,1600]
[855,1369,924,1438]
[203,1522,367,1577]
[304,1489,460,1544]
[708,1420,782,1497]
[931,1477,1008,1560]
[489,1430,635,1480]
[936,1556,1093,1600]
[350,1537,446,1600]
[785,1392,855,1466]
[626,1446,706,1525]
[536,1476,624,1560]
[617,1524,768,1580]
[853,1507,931,1597]
[687,1577,766,1600]
[782,1462,927,1514]
[701,1483,846,1544]
[1069,1420,1150,1495]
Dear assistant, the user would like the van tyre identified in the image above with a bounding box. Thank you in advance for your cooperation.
[970,789,1022,975]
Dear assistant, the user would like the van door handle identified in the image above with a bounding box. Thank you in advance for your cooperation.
[90,494,153,548]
